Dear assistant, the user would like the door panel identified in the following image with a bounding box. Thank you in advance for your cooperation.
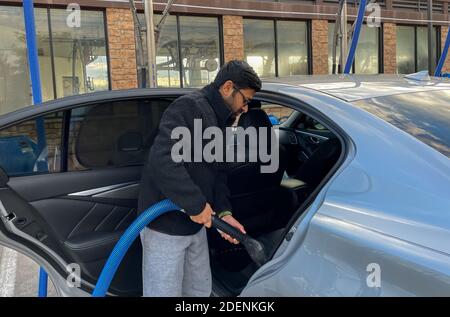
[7,166,141,202]
[3,165,144,296]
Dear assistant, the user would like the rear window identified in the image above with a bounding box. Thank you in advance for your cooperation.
[352,90,450,158]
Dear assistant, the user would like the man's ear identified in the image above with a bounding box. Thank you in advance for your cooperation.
[220,80,234,97]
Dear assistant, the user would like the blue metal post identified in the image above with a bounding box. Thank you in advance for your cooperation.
[23,0,48,297]
[435,25,450,77]
[344,0,367,74]
[38,267,48,297]
[23,0,47,166]
[23,0,42,105]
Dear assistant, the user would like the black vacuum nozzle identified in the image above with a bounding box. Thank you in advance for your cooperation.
[211,215,268,267]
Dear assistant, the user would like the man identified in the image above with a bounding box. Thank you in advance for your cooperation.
[138,60,262,297]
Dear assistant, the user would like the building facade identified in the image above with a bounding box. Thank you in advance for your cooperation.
[1,0,450,115]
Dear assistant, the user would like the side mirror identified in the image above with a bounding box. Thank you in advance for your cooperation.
[0,166,9,187]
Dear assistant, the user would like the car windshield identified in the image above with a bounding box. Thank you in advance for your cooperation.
[352,89,450,158]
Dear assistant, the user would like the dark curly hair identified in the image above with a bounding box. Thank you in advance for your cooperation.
[213,60,262,92]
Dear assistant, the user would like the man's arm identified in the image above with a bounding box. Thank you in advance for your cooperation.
[148,98,207,217]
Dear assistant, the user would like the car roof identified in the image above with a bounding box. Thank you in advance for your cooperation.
[263,74,450,102]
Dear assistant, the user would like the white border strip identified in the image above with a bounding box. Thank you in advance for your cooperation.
[0,247,17,297]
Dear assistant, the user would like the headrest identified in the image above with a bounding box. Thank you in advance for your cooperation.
[237,108,272,129]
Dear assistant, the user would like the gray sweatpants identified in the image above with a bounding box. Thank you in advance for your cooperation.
[140,226,212,297]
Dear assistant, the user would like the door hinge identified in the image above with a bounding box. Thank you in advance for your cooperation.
[0,200,16,222]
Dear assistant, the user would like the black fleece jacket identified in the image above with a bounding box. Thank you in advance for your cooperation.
[137,83,234,235]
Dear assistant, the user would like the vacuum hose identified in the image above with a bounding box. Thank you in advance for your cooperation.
[92,199,267,297]
[92,199,178,297]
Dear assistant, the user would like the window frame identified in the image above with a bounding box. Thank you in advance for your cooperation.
[138,12,224,88]
[0,90,193,177]
[0,3,111,103]
[396,24,441,74]
[328,21,382,74]
[243,17,312,78]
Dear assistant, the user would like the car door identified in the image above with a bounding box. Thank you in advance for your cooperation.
[0,89,190,296]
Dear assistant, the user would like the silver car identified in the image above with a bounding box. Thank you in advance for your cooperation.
[0,74,449,296]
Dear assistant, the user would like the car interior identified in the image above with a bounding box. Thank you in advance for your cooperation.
[0,95,342,297]
[208,100,342,295]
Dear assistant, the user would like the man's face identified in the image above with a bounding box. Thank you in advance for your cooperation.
[219,80,256,118]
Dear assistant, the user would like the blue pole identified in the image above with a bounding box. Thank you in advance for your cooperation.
[23,1,47,166]
[344,0,367,74]
[435,25,450,77]
[38,267,48,297]
[23,0,49,297]
[23,0,42,105]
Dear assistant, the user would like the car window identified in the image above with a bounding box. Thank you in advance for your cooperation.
[0,112,63,176]
[260,102,294,125]
[353,90,450,158]
[68,98,172,171]
[295,115,330,132]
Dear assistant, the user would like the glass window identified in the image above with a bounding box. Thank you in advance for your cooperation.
[0,113,63,176]
[35,8,55,102]
[155,15,180,87]
[244,19,276,78]
[0,6,54,115]
[417,26,438,72]
[179,16,220,88]
[261,103,294,125]
[396,26,415,74]
[0,6,31,115]
[353,90,450,158]
[0,6,109,116]
[328,22,379,74]
[68,99,172,171]
[397,25,439,74]
[139,14,221,88]
[355,25,379,74]
[50,9,109,98]
[277,20,309,76]
[138,13,181,87]
[328,22,343,74]
[0,6,52,115]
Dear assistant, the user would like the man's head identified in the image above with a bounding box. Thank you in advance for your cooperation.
[213,60,262,118]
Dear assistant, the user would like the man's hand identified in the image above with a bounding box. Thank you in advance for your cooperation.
[218,215,246,245]
[190,203,214,228]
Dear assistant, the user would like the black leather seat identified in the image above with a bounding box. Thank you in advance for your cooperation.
[226,107,290,236]
[208,104,297,274]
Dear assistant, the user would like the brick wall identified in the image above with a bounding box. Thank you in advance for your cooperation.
[223,15,245,62]
[311,20,329,75]
[106,8,138,90]
[441,26,450,74]
[383,23,397,74]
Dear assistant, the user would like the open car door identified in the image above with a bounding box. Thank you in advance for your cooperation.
[0,89,190,296]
